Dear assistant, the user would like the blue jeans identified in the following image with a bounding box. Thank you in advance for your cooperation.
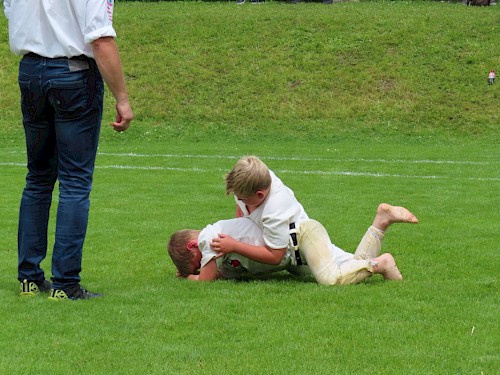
[17,54,104,290]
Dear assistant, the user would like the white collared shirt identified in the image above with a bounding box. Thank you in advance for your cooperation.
[235,170,309,250]
[197,217,293,277]
[198,218,266,269]
[4,0,117,58]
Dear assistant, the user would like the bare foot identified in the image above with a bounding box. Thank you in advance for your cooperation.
[372,253,403,281]
[373,203,418,231]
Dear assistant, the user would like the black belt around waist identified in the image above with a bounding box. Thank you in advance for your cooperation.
[289,222,303,266]
[24,52,90,62]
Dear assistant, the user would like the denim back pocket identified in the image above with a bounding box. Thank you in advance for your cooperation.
[48,78,88,120]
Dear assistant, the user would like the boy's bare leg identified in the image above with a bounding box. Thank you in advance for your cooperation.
[372,203,418,232]
[371,253,403,281]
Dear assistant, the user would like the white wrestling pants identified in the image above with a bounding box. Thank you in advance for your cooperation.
[297,219,385,285]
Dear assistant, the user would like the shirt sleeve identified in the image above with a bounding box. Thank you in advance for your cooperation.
[3,0,11,18]
[198,224,219,268]
[260,187,307,249]
[82,0,117,44]
[262,207,293,249]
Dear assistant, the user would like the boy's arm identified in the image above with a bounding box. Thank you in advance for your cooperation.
[185,259,219,281]
[211,234,286,265]
[177,259,220,281]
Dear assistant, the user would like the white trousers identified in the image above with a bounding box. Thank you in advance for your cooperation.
[296,220,385,285]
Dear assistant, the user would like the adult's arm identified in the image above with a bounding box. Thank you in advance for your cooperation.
[91,36,133,132]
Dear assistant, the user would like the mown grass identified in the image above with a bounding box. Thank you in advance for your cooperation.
[0,1,498,144]
[1,140,499,374]
[0,1,499,374]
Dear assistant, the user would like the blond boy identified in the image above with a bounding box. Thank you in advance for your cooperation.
[219,156,309,266]
[212,156,418,282]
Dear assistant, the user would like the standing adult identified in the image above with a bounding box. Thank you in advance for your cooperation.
[4,0,134,300]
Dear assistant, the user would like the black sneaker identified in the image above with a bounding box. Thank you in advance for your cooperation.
[48,285,102,301]
[236,0,245,4]
[19,279,52,297]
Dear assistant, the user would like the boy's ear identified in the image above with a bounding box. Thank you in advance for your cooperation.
[186,239,198,251]
[256,189,267,200]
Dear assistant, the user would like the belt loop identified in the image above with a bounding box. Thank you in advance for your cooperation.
[289,222,303,266]
[289,222,298,247]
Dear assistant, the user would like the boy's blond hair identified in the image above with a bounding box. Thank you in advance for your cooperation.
[225,156,272,197]
[167,229,200,277]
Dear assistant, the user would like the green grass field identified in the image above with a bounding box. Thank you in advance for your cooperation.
[1,1,499,374]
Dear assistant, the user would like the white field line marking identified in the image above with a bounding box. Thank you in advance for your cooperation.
[2,162,499,181]
[96,152,496,166]
[3,150,498,165]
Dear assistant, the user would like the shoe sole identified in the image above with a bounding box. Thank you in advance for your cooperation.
[48,288,102,301]
[20,291,38,297]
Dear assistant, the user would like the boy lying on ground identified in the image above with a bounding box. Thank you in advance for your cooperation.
[167,203,418,285]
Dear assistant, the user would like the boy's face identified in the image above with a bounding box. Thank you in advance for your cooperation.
[189,247,202,274]
[236,189,269,209]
